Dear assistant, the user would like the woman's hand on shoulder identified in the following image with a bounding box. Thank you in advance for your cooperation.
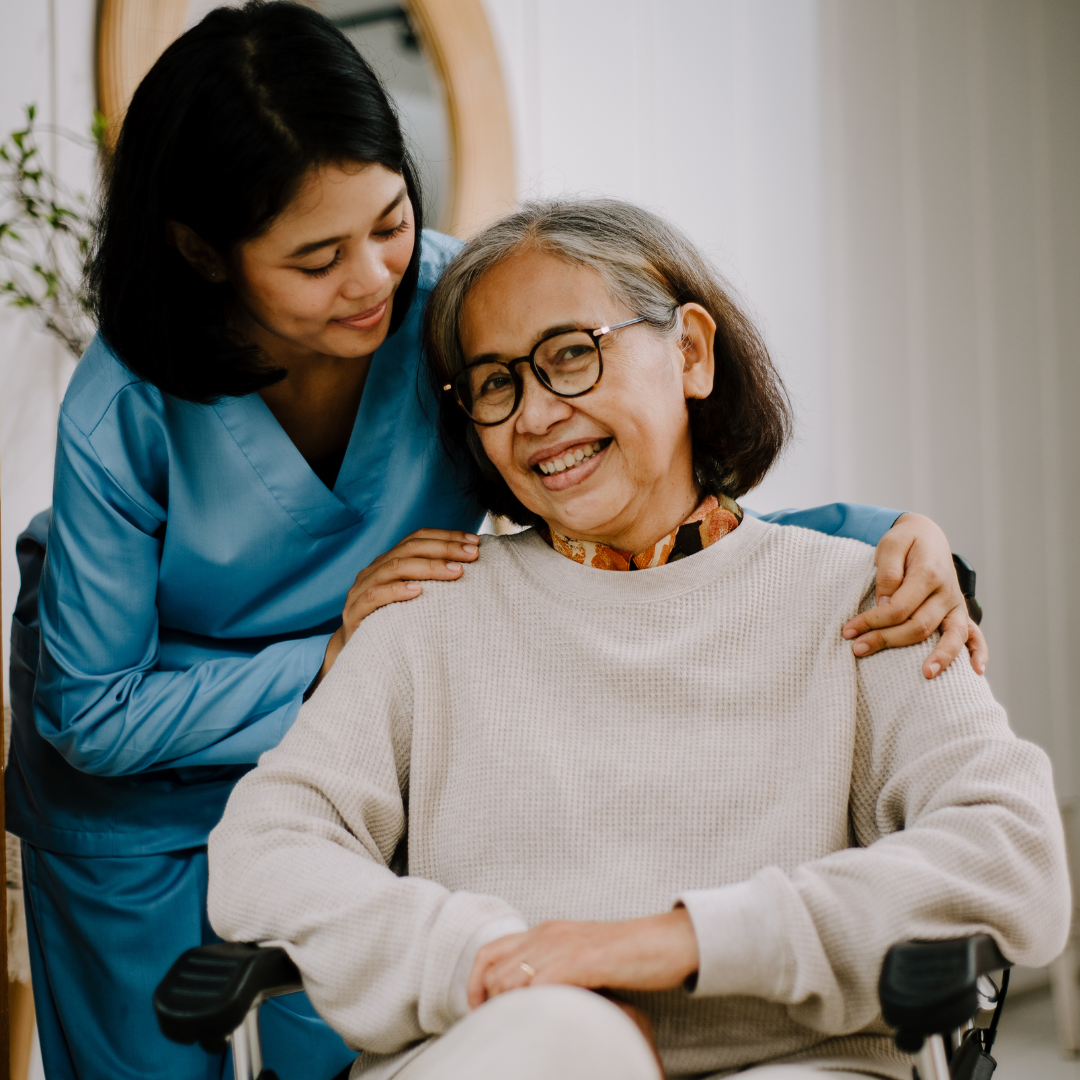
[841,512,987,680]
[312,529,479,690]
[466,910,699,1009]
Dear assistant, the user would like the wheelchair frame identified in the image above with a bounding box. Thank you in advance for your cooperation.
[154,933,1009,1080]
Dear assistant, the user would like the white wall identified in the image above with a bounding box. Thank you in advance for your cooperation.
[479,0,1080,789]
[0,0,96,702]
[817,0,1080,789]
[483,0,834,512]
[2,0,1078,795]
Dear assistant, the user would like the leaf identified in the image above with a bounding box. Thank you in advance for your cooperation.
[0,102,98,358]
[91,111,108,147]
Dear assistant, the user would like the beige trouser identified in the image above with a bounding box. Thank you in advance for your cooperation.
[390,986,877,1080]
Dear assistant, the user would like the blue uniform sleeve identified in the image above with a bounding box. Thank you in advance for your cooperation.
[35,408,330,777]
[745,503,903,547]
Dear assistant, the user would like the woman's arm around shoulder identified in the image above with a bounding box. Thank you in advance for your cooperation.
[760,503,987,679]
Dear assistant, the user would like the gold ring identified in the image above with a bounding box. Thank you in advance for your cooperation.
[519,961,536,979]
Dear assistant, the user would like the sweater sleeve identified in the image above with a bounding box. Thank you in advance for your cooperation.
[35,408,330,776]
[678,615,1070,1035]
[206,625,525,1053]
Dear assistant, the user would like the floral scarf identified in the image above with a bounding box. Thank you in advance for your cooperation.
[541,494,743,571]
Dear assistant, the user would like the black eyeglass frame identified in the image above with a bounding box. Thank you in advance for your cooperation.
[443,316,648,426]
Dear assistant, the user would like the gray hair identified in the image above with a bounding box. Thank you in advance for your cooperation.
[427,200,688,365]
[424,198,791,523]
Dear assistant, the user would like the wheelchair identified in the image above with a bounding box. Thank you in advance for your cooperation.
[155,556,994,1080]
[153,932,1010,1080]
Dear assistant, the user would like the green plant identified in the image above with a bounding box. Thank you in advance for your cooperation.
[0,105,103,358]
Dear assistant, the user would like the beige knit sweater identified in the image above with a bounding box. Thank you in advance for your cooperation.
[208,518,1070,1079]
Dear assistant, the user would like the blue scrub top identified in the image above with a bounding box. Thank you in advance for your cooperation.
[8,231,482,855]
[6,228,901,858]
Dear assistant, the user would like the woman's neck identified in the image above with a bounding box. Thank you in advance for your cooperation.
[548,486,704,555]
[258,352,374,467]
[233,305,374,468]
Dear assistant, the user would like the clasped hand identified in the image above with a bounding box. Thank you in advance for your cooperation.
[466,908,699,1010]
[840,512,988,680]
[310,528,480,691]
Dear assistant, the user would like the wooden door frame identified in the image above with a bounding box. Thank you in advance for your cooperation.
[96,0,516,237]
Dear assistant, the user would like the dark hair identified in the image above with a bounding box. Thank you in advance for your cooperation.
[89,0,423,402]
[424,198,792,525]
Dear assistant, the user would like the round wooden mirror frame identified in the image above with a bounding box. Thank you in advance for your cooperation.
[97,0,516,237]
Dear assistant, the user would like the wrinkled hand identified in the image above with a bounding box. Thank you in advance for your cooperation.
[466,910,699,1009]
[311,528,479,691]
[842,513,987,680]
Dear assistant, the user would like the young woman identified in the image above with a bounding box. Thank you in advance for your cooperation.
[7,4,982,1080]
[206,198,1066,1080]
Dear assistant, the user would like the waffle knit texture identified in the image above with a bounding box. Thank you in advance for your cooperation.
[208,517,1070,1080]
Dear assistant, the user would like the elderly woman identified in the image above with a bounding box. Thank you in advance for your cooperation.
[208,200,1069,1080]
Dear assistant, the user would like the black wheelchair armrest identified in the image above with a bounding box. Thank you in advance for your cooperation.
[154,943,302,1052]
[879,934,1009,1052]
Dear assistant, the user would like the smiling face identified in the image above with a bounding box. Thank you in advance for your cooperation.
[223,162,414,366]
[459,247,717,553]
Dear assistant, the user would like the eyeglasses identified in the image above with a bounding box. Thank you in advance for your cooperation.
[443,317,647,426]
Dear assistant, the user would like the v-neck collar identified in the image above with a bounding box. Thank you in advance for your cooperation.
[209,233,455,540]
[211,322,420,538]
[331,337,398,510]
[213,391,364,539]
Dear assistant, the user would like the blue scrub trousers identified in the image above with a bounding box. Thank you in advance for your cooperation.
[22,843,357,1080]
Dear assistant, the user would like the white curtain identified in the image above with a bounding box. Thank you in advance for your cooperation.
[482,0,1080,792]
